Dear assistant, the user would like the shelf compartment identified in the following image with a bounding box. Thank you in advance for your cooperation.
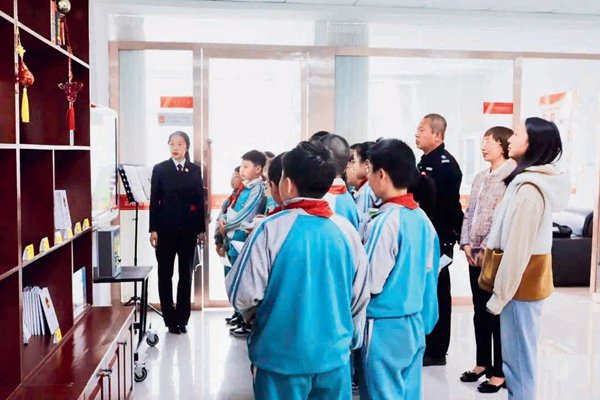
[54,149,91,225]
[17,0,89,63]
[17,27,90,146]
[0,16,16,144]
[72,229,92,308]
[20,149,54,252]
[22,243,74,379]
[0,1,13,17]
[0,273,22,393]
[0,149,18,273]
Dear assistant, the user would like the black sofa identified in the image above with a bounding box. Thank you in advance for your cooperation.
[552,208,594,287]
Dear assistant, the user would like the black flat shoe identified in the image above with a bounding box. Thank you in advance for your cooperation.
[460,368,489,382]
[168,326,180,334]
[477,380,506,393]
[179,325,188,334]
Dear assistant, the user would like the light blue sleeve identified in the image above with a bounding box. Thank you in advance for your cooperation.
[225,184,265,230]
[422,230,441,334]
[364,211,398,296]
[225,224,270,320]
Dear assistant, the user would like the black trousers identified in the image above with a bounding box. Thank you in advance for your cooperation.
[156,230,197,328]
[469,265,504,377]
[425,245,452,359]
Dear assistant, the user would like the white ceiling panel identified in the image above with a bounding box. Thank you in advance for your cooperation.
[555,0,600,15]
[423,0,495,11]
[487,0,564,13]
[355,0,427,7]
[286,0,357,5]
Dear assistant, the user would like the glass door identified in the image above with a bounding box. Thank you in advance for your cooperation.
[200,50,307,307]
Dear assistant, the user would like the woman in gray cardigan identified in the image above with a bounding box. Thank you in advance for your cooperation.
[459,127,515,393]
[485,117,569,400]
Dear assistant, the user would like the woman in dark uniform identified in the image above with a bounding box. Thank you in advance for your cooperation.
[149,131,205,334]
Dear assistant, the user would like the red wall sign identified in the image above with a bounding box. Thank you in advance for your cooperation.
[483,102,514,115]
[160,96,193,109]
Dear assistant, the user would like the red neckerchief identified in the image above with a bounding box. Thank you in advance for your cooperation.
[328,184,348,195]
[384,193,419,210]
[283,199,333,218]
[356,178,368,191]
[229,184,245,209]
[267,205,283,216]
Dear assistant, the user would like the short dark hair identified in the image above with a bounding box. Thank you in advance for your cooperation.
[313,133,350,176]
[350,141,375,163]
[242,150,267,168]
[234,166,240,173]
[268,152,286,186]
[424,113,447,140]
[282,141,336,198]
[505,117,563,185]
[264,151,275,159]
[310,131,331,140]
[484,126,513,159]
[368,139,419,189]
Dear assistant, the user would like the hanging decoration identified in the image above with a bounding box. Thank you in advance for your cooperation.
[58,19,83,146]
[16,30,34,123]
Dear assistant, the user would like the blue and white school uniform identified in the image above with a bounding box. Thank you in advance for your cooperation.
[360,195,440,400]
[221,177,265,264]
[323,178,361,230]
[225,198,370,400]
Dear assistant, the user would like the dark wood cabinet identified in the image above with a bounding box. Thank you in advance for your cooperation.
[0,2,133,399]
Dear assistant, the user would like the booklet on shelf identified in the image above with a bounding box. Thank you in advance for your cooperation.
[54,190,72,232]
[72,268,87,318]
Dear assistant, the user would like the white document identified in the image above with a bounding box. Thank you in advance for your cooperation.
[33,287,45,335]
[440,254,453,269]
[39,288,60,336]
[54,190,72,231]
[122,165,149,203]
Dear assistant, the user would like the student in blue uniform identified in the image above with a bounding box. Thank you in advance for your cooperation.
[348,141,379,218]
[218,150,266,265]
[313,133,360,229]
[226,141,370,400]
[360,139,440,400]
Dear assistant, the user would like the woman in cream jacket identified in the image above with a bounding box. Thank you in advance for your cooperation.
[484,117,569,400]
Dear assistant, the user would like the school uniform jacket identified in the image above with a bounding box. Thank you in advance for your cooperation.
[222,177,265,242]
[363,201,440,333]
[225,198,370,375]
[323,178,361,230]
[149,159,205,234]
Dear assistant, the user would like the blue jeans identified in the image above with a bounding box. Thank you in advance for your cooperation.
[500,299,544,400]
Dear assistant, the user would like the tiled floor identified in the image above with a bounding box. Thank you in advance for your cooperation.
[133,288,600,399]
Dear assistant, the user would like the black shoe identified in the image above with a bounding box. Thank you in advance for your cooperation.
[227,314,243,327]
[179,325,188,334]
[477,380,506,393]
[168,326,180,334]
[460,367,489,382]
[231,323,252,338]
[423,355,446,366]
[225,312,238,325]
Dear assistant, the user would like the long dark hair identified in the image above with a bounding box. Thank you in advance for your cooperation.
[168,131,191,163]
[504,117,563,185]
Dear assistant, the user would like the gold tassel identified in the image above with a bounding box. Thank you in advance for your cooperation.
[22,87,30,123]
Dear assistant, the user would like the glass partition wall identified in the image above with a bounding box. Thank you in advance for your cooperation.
[112,44,600,307]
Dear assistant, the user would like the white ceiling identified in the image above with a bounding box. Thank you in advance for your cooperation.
[210,0,600,15]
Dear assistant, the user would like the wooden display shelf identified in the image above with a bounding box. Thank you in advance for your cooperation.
[22,226,91,269]
[18,27,90,146]
[0,273,22,395]
[0,149,18,272]
[55,150,91,223]
[12,307,134,400]
[0,266,19,281]
[19,149,54,249]
[0,3,13,19]
[0,15,16,144]
[20,144,90,150]
[17,0,89,64]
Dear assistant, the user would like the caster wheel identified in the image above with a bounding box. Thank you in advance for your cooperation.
[146,333,159,347]
[134,366,148,382]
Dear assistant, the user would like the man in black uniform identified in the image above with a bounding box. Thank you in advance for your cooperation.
[414,113,463,366]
